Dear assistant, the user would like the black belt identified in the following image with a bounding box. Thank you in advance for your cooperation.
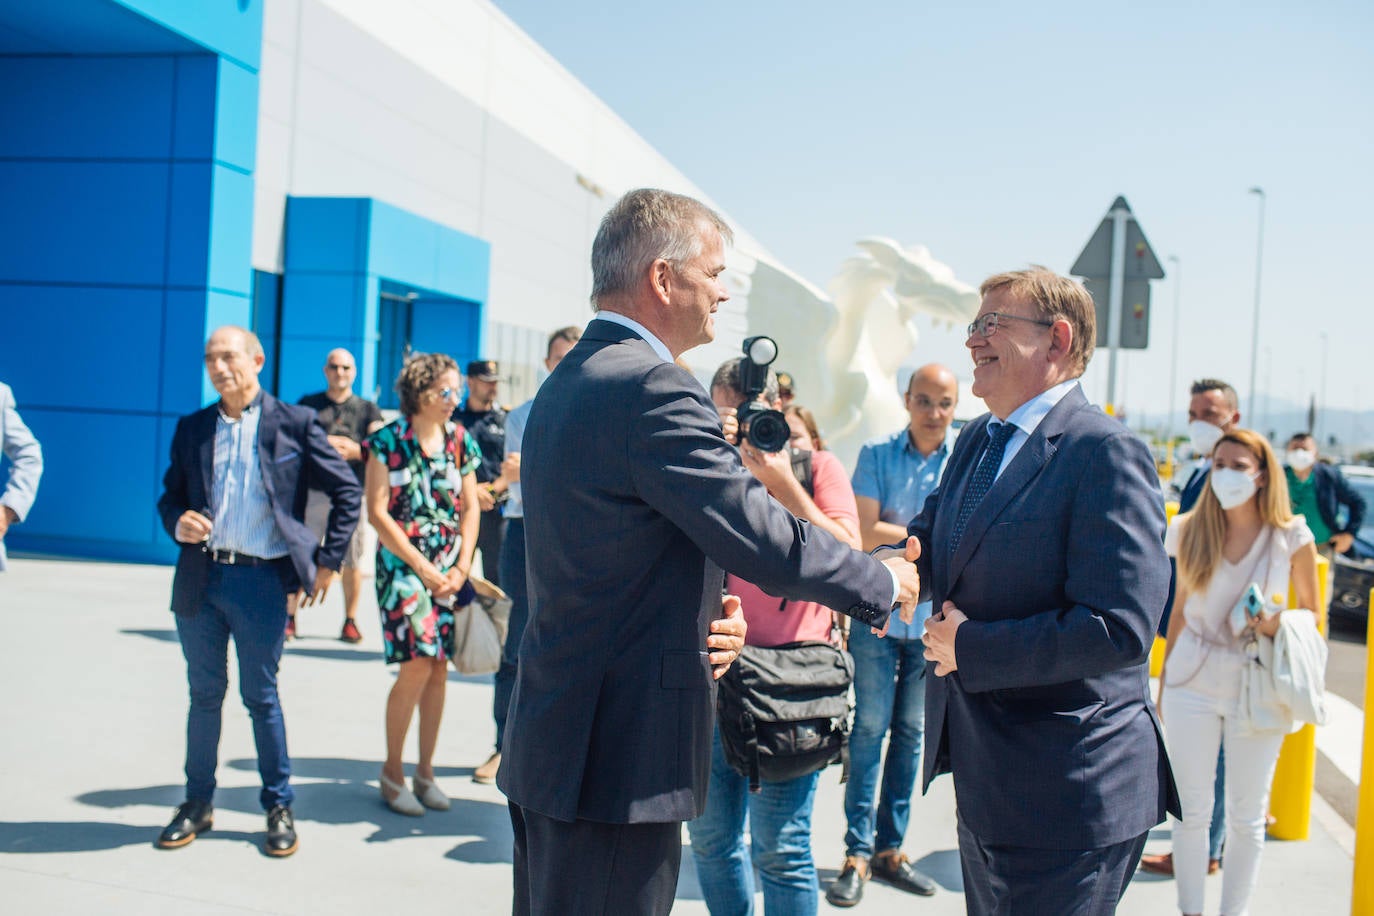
[208,548,276,567]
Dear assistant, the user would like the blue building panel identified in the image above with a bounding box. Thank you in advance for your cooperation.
[166,161,213,287]
[212,57,260,172]
[207,163,256,295]
[0,55,176,159]
[368,200,442,288]
[284,198,370,273]
[171,54,218,161]
[0,160,170,286]
[436,229,493,304]
[279,272,367,340]
[112,0,263,71]
[161,289,211,415]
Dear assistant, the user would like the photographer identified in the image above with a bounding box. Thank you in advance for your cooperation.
[687,356,861,916]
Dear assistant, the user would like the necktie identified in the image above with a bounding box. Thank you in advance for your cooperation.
[950,421,1015,553]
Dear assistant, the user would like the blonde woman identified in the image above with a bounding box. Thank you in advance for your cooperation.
[1159,428,1319,916]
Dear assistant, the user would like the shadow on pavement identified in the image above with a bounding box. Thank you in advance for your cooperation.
[0,820,264,854]
[121,627,179,644]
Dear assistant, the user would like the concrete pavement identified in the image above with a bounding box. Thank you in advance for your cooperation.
[0,557,1355,914]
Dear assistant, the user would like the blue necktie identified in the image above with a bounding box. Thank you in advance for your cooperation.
[950,422,1015,553]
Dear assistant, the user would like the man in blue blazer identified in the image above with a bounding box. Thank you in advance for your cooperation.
[915,268,1177,914]
[498,189,922,915]
[155,326,360,857]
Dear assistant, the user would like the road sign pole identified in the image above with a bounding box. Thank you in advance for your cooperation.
[1105,204,1129,409]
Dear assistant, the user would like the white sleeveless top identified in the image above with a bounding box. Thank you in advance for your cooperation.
[1162,516,1314,701]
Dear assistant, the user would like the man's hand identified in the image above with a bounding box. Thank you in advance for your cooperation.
[477,485,497,512]
[297,567,338,607]
[502,452,521,484]
[709,594,747,680]
[922,600,967,676]
[0,505,15,541]
[175,510,214,544]
[1331,532,1355,554]
[878,536,922,627]
[719,406,740,446]
[327,435,362,462]
[739,443,796,492]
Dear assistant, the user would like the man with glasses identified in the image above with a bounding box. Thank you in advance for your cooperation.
[453,359,509,588]
[913,268,1175,914]
[827,363,958,907]
[293,348,385,642]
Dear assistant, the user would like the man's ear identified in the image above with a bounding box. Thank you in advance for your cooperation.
[1048,319,1073,362]
[649,258,675,306]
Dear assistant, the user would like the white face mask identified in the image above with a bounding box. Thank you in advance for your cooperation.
[1285,448,1316,471]
[1210,468,1259,510]
[1188,420,1224,457]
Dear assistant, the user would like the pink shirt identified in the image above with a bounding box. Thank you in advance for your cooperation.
[726,449,860,647]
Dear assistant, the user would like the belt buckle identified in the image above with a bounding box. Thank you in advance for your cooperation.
[225,550,237,565]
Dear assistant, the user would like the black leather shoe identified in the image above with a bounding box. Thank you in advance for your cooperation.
[872,850,937,896]
[156,799,213,849]
[265,805,298,857]
[825,856,869,908]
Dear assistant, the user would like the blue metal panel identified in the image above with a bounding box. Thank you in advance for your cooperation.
[0,0,204,56]
[112,0,262,70]
[207,164,256,295]
[0,285,163,414]
[16,408,162,544]
[161,289,210,416]
[0,55,176,159]
[285,198,370,273]
[167,162,213,288]
[0,161,170,286]
[172,55,217,161]
[368,200,441,289]
[280,273,367,341]
[411,297,483,369]
[436,228,493,305]
[212,57,259,172]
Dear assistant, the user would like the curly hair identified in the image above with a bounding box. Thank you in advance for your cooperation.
[396,352,458,417]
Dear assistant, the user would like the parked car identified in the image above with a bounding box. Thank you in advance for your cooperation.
[1329,466,1374,623]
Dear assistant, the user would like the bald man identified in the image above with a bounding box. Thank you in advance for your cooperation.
[295,348,385,642]
[828,363,960,906]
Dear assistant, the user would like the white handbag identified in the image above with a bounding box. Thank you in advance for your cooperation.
[1271,609,1328,728]
[449,576,513,676]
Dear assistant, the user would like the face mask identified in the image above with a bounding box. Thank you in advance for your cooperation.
[1188,420,1224,456]
[1210,468,1258,510]
[1285,448,1316,471]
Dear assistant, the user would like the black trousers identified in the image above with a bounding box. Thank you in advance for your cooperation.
[476,508,506,589]
[509,802,681,916]
[957,815,1149,916]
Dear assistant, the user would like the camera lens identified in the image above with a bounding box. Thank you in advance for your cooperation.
[745,408,790,453]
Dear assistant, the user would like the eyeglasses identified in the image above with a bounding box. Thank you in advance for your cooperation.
[327,363,354,371]
[438,387,459,400]
[966,312,1055,340]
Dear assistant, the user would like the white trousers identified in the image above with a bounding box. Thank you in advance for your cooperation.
[1163,684,1285,916]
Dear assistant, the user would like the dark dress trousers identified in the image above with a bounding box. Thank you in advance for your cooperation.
[498,319,895,914]
[909,385,1178,913]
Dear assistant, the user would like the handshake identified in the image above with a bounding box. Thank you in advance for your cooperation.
[874,536,923,633]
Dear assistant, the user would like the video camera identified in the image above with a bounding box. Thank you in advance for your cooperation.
[736,335,790,453]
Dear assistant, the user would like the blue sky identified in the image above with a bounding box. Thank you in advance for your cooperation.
[493,0,1372,429]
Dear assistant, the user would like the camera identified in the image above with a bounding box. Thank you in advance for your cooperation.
[737,335,790,453]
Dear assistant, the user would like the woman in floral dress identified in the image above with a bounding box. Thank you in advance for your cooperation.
[364,353,481,815]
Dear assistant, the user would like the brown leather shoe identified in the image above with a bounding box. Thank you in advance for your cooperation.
[1139,853,1220,877]
[473,751,501,785]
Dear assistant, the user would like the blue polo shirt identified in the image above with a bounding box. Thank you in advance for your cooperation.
[852,427,956,638]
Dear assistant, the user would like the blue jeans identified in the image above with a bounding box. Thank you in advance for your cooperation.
[688,727,821,916]
[493,518,528,752]
[175,562,293,810]
[843,626,926,859]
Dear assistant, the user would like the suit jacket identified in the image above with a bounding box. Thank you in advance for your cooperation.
[910,384,1178,849]
[1302,462,1367,546]
[0,381,44,572]
[156,391,361,615]
[497,318,895,824]
[1180,461,1209,513]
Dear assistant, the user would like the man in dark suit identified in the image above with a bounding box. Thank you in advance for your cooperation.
[914,268,1176,914]
[497,189,922,916]
[155,326,360,857]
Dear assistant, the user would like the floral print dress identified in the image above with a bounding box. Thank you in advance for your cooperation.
[365,418,481,664]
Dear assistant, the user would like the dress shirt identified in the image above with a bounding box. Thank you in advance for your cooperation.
[503,398,532,519]
[853,427,956,638]
[594,311,673,363]
[210,395,289,559]
[991,378,1080,481]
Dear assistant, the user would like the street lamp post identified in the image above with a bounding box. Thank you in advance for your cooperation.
[1247,187,1266,422]
[1167,254,1181,442]
[1319,331,1329,446]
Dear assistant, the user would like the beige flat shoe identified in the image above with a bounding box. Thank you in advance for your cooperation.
[413,775,450,811]
[379,770,424,816]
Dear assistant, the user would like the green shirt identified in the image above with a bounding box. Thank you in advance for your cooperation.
[1286,467,1332,544]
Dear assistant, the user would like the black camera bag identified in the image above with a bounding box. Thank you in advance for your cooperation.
[716,639,853,792]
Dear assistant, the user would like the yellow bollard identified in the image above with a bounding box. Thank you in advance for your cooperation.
[1150,501,1182,678]
[1266,555,1329,841]
[1354,587,1374,916]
